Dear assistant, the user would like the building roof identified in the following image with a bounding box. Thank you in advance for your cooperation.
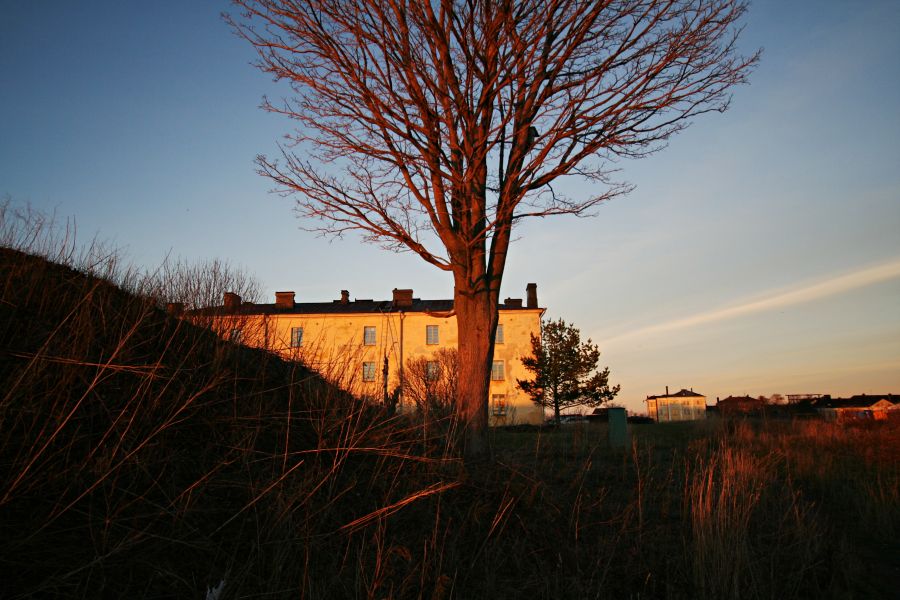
[718,395,763,404]
[814,394,897,409]
[717,396,766,413]
[646,388,705,400]
[189,297,541,317]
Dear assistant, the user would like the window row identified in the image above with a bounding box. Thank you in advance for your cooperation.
[424,324,505,345]
[361,360,506,382]
[288,323,504,347]
[290,325,377,347]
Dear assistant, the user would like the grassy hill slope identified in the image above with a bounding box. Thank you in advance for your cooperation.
[2,246,898,599]
[0,247,435,598]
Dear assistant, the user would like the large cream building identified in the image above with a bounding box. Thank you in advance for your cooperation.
[193,284,545,425]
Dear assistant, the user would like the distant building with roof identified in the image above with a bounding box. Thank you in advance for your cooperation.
[717,395,766,416]
[185,284,545,425]
[645,387,707,422]
[813,394,898,422]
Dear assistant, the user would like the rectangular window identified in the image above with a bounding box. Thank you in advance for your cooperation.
[362,361,376,382]
[363,326,376,346]
[425,361,439,381]
[290,326,304,348]
[491,360,505,381]
[495,324,504,344]
[492,394,507,416]
[426,324,439,345]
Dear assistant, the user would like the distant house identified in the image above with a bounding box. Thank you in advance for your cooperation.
[645,387,706,422]
[813,395,899,422]
[717,395,766,417]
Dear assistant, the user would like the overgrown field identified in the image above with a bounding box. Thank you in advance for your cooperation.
[491,418,900,599]
[1,209,897,598]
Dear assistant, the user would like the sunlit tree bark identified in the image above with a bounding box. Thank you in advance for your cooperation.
[229,0,758,458]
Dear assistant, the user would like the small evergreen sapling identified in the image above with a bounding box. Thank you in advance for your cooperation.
[518,319,620,425]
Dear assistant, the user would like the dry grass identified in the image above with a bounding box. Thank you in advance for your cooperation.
[486,419,899,599]
[1,201,897,598]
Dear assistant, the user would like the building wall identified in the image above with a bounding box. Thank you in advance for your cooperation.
[212,307,545,425]
[818,400,898,422]
[646,397,707,422]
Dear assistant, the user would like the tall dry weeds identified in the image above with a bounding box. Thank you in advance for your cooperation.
[1,200,896,598]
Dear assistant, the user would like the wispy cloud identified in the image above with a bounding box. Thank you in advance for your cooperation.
[604,258,900,346]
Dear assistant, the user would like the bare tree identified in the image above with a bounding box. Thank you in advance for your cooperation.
[153,257,262,311]
[229,0,758,457]
[403,348,459,421]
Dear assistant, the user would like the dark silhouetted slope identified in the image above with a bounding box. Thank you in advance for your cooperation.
[0,247,409,598]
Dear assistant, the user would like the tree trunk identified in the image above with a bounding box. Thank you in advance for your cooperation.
[453,281,499,460]
[553,385,561,427]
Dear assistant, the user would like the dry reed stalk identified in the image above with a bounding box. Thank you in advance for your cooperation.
[686,446,764,599]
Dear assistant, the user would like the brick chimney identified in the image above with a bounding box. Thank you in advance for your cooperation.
[223,292,241,312]
[666,385,669,396]
[392,288,413,307]
[504,297,523,308]
[275,291,295,309]
[526,283,538,308]
[340,290,350,304]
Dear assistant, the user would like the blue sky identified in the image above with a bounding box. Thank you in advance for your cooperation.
[2,1,898,412]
